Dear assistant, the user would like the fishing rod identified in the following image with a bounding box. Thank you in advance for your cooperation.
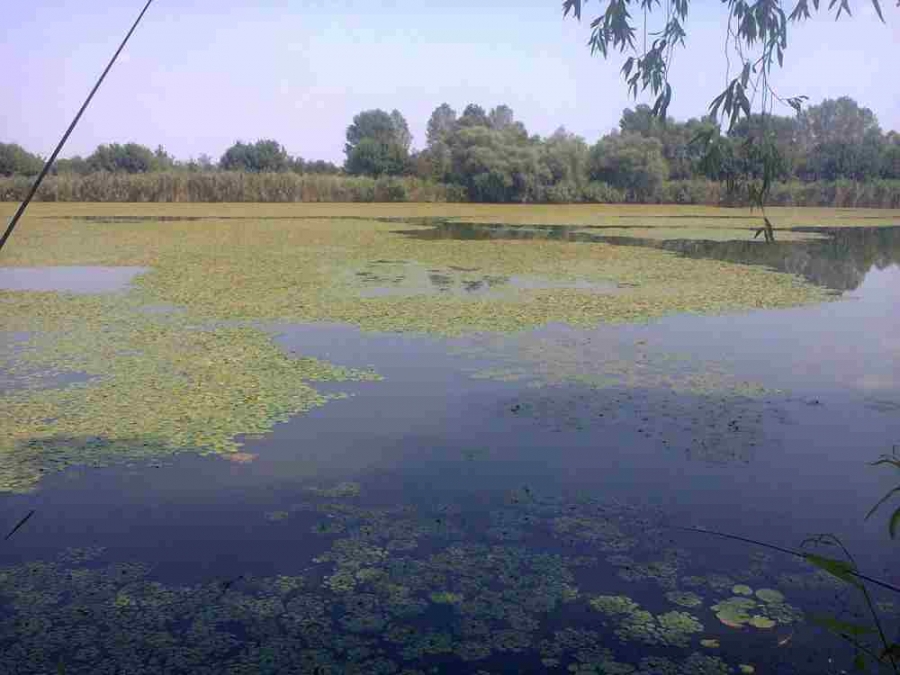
[0,0,155,254]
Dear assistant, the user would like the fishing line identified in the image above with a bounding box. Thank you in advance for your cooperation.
[0,0,155,254]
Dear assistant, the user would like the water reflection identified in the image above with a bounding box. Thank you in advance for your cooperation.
[354,260,619,297]
[401,222,900,292]
[0,266,148,293]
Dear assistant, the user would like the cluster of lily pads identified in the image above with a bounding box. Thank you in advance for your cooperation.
[711,585,803,630]
[0,479,834,674]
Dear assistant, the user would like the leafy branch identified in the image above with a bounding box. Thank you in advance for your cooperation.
[678,526,900,672]
[866,445,900,539]
[562,0,892,128]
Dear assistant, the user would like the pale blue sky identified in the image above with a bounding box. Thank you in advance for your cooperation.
[2,0,898,164]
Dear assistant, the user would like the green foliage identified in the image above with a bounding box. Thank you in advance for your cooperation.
[866,446,900,539]
[426,103,458,147]
[0,172,450,203]
[448,123,548,202]
[295,158,341,175]
[3,94,899,203]
[345,138,410,177]
[561,0,892,130]
[219,139,290,173]
[589,133,668,201]
[85,143,159,174]
[0,143,43,177]
[52,155,90,176]
[344,109,412,177]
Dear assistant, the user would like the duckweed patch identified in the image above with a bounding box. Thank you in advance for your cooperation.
[0,293,380,492]
[2,207,831,338]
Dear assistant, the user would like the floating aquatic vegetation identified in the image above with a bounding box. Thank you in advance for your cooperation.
[754,588,785,604]
[0,478,839,675]
[264,510,290,522]
[3,205,832,340]
[711,589,802,630]
[305,481,362,498]
[590,595,703,648]
[457,329,790,464]
[732,584,753,596]
[57,546,106,565]
[699,639,720,648]
[666,591,704,608]
[617,558,683,589]
[590,595,641,615]
[0,298,381,492]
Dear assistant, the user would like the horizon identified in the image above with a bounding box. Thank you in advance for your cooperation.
[2,0,898,164]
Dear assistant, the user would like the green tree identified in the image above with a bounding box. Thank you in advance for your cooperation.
[797,96,882,149]
[449,120,548,202]
[541,127,590,188]
[86,143,159,173]
[344,109,411,176]
[589,133,668,201]
[730,113,801,175]
[390,110,412,152]
[0,143,43,176]
[488,104,515,131]
[800,138,884,181]
[458,104,491,129]
[619,105,719,180]
[345,138,409,177]
[426,103,458,147]
[53,155,90,176]
[881,132,900,180]
[219,140,290,172]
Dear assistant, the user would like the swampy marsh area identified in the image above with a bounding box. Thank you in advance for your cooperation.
[1,203,899,674]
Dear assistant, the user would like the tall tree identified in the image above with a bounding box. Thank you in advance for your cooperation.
[426,104,458,147]
[589,133,668,202]
[489,105,516,131]
[458,104,491,128]
[541,127,590,188]
[344,109,411,176]
[86,143,158,173]
[0,143,43,176]
[219,140,290,172]
[345,110,404,154]
[797,96,882,149]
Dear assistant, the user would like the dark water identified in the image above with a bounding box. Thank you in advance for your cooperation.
[1,228,899,674]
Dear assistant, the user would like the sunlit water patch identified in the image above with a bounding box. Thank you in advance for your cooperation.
[0,266,148,293]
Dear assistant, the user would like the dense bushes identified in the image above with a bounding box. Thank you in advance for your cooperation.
[0,143,43,177]
[3,172,898,206]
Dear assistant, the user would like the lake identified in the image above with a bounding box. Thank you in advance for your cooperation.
[0,203,899,674]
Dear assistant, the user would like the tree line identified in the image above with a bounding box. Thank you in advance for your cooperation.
[0,141,342,179]
[2,96,898,204]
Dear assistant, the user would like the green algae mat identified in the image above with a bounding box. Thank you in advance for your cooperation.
[0,203,882,491]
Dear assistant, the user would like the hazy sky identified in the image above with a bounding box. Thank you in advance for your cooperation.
[2,0,898,164]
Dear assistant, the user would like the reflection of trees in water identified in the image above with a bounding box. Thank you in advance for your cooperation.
[652,227,900,291]
[403,223,900,292]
